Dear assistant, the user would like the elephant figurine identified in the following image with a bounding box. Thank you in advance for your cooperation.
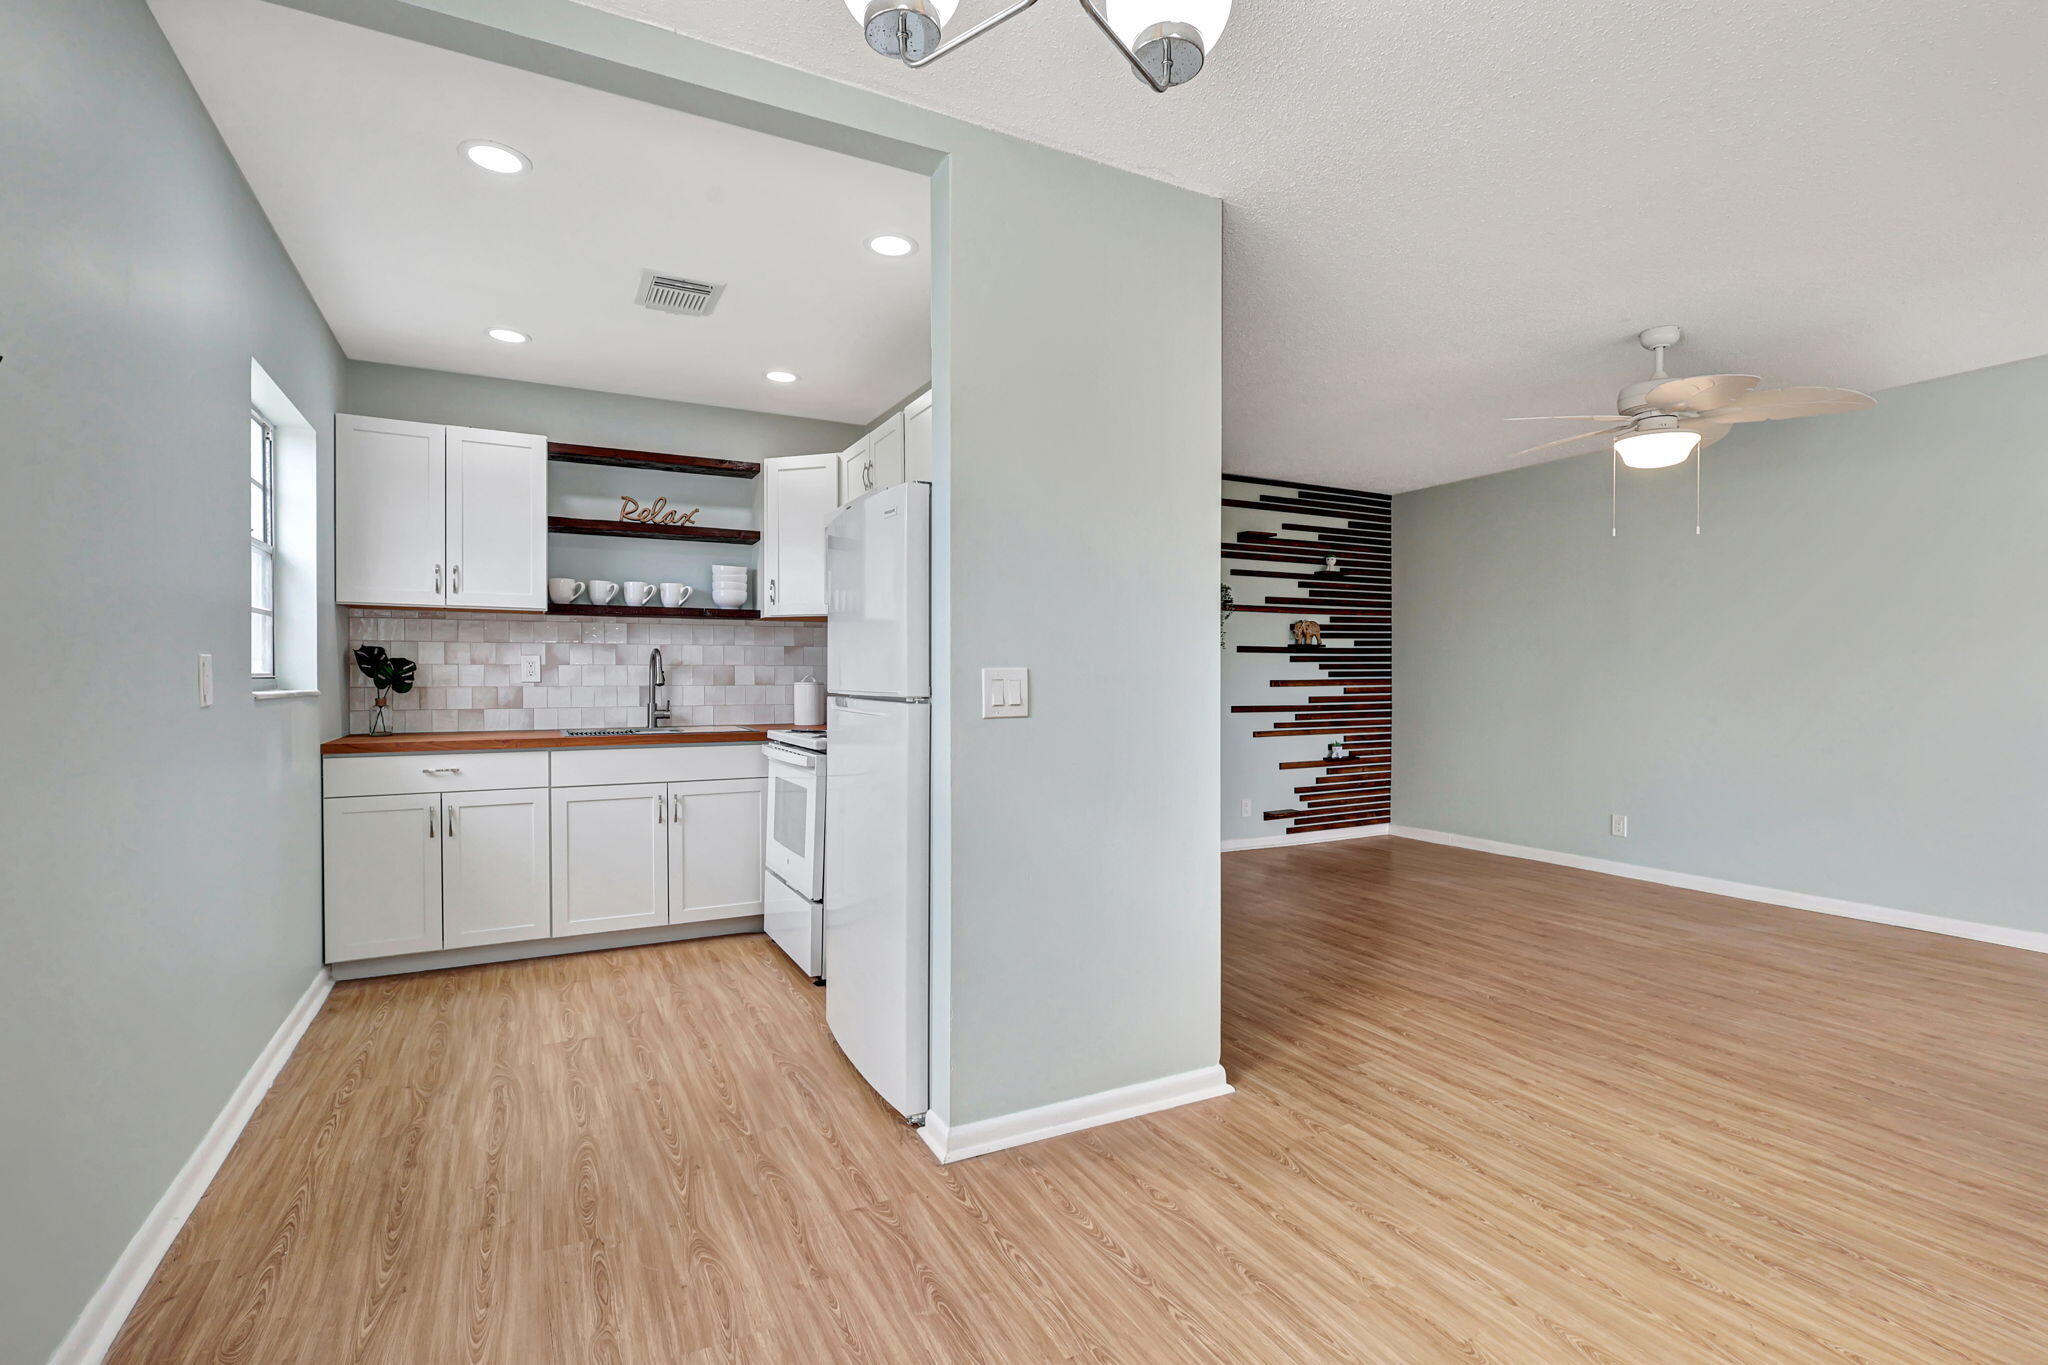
[1289,619,1324,647]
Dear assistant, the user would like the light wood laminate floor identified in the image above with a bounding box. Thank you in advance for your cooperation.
[112,838,2048,1362]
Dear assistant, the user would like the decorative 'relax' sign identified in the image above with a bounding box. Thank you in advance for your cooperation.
[618,495,701,528]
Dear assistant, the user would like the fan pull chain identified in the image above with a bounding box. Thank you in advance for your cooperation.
[1611,448,1618,537]
[1695,447,1702,535]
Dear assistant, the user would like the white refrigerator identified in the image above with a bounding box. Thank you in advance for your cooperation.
[824,481,932,1118]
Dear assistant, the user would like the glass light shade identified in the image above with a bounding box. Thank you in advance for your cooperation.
[1614,429,1701,469]
[1102,0,1233,49]
[844,0,960,26]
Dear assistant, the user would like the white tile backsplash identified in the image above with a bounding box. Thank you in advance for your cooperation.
[346,609,825,734]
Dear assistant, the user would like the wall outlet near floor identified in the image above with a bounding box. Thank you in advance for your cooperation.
[520,654,543,683]
[1241,798,1253,818]
[1610,814,1629,837]
[197,653,213,708]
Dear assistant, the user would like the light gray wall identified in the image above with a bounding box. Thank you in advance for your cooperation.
[0,0,345,1358]
[1395,354,2048,937]
[303,0,1223,1126]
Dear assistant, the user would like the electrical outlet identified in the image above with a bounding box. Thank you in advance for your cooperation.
[1610,814,1629,837]
[520,654,543,683]
[1241,799,1253,818]
[197,653,213,708]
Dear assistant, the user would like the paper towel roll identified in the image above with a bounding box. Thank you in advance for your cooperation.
[794,675,825,728]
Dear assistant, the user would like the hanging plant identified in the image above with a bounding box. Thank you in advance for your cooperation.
[1220,583,1235,646]
[353,645,417,735]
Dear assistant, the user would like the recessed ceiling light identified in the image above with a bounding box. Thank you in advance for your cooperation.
[765,370,799,384]
[867,234,918,258]
[461,140,530,175]
[488,328,530,344]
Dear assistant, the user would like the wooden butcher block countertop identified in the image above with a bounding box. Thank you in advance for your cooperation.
[321,726,777,755]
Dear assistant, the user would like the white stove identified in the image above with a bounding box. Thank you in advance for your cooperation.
[762,727,828,981]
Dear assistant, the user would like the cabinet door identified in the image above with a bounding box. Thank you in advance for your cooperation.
[551,784,669,937]
[838,434,870,509]
[323,794,442,962]
[446,426,547,611]
[865,411,907,493]
[903,390,934,485]
[443,788,550,949]
[761,453,842,617]
[668,778,765,924]
[335,415,446,607]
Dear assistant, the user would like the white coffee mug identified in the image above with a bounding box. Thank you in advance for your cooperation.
[622,580,656,607]
[659,582,693,608]
[548,577,585,605]
[588,580,620,605]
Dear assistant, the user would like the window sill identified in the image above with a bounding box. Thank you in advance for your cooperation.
[253,688,319,701]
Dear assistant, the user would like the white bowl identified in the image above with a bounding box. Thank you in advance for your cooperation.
[710,587,748,609]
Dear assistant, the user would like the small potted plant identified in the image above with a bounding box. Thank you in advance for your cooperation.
[353,645,417,735]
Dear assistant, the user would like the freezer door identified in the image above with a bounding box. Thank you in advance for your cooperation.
[824,694,931,1117]
[826,482,930,700]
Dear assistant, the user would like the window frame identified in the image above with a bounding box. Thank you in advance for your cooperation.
[250,410,278,680]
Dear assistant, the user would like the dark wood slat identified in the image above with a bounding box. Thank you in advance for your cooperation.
[1222,472,1390,501]
[547,442,760,479]
[544,604,760,620]
[548,516,761,545]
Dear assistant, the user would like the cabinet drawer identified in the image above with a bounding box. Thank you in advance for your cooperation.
[323,750,549,798]
[549,744,766,788]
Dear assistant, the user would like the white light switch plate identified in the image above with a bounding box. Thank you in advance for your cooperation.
[981,667,1029,719]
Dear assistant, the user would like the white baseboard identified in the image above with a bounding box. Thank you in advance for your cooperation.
[1390,826,2048,956]
[328,916,761,980]
[921,1065,1234,1164]
[1223,824,1389,853]
[49,969,334,1365]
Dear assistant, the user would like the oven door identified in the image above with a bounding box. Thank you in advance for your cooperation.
[762,743,823,901]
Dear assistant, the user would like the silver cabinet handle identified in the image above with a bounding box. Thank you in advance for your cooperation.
[428,805,437,839]
[452,564,461,594]
[446,805,457,838]
[422,767,462,775]
[671,792,682,823]
[768,578,778,605]
[656,795,666,825]
[434,563,443,595]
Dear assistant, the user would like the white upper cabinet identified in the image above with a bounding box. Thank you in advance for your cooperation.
[668,779,765,924]
[446,427,547,610]
[760,452,842,617]
[323,793,443,962]
[838,433,871,510]
[864,411,906,495]
[335,415,545,611]
[904,389,934,485]
[335,415,447,607]
[442,788,551,950]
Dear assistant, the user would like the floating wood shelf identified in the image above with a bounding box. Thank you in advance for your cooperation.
[547,516,761,545]
[546,604,760,620]
[547,442,759,479]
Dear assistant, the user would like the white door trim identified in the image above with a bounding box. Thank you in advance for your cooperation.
[48,969,333,1365]
[1390,826,2048,956]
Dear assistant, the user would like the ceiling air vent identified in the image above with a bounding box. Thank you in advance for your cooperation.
[635,270,725,317]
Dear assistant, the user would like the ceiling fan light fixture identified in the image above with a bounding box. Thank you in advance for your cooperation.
[1614,428,1700,470]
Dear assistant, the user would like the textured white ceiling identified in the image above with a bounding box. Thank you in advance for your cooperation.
[571,0,2048,491]
[150,0,930,424]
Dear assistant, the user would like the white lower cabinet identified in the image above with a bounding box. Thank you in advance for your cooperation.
[443,788,551,949]
[552,783,670,937]
[669,779,766,924]
[323,793,444,963]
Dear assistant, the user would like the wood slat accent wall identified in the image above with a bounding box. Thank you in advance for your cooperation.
[1225,475,1392,835]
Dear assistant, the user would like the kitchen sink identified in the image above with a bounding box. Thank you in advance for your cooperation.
[561,725,744,737]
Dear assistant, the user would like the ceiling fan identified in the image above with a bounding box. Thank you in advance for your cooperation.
[1508,326,1876,533]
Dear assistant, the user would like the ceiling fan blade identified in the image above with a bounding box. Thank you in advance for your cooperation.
[1695,386,1877,423]
[1642,373,1762,414]
[1507,426,1628,461]
[1678,418,1732,449]
[1507,414,1630,422]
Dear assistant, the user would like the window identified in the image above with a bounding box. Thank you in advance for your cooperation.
[250,411,276,679]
